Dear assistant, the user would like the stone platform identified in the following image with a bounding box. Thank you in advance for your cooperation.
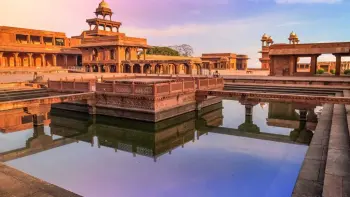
[48,76,224,122]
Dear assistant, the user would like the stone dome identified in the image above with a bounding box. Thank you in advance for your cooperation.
[98,0,110,9]
[290,31,297,37]
[262,33,269,39]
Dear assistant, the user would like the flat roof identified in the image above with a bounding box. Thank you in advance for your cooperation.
[106,78,175,84]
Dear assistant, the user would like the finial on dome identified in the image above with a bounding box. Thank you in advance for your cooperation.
[98,0,110,9]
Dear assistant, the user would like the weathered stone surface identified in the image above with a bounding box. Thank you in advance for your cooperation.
[323,174,343,197]
[0,163,81,197]
[293,179,323,197]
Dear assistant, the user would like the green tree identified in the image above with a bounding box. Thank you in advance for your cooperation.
[146,46,180,56]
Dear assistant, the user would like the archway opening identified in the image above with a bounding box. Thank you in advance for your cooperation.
[110,65,117,73]
[133,64,141,73]
[123,64,131,73]
[143,64,152,74]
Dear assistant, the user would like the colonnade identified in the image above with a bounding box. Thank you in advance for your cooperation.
[83,62,204,75]
[0,52,80,68]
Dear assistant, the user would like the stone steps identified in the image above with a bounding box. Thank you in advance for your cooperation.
[0,89,49,102]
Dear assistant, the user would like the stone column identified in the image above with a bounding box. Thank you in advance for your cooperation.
[75,55,78,66]
[41,54,46,67]
[52,54,57,67]
[140,64,144,74]
[143,49,146,60]
[13,53,19,67]
[130,64,134,73]
[28,53,33,67]
[0,52,3,67]
[289,56,296,75]
[27,35,30,43]
[310,55,318,75]
[63,55,68,67]
[335,54,341,76]
[98,65,101,73]
[40,36,44,45]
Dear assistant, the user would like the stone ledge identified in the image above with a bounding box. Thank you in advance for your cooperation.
[323,103,350,197]
[292,104,333,197]
[0,162,80,197]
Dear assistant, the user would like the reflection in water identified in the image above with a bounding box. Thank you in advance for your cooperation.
[0,100,315,197]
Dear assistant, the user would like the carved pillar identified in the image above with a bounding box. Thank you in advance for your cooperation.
[40,36,44,45]
[151,63,156,74]
[41,54,46,67]
[310,55,318,75]
[27,53,33,67]
[143,49,146,60]
[13,53,19,67]
[0,52,3,67]
[289,55,297,76]
[130,64,134,73]
[63,55,68,67]
[335,54,341,76]
[52,54,57,67]
[27,35,30,43]
[98,65,101,73]
[75,55,78,66]
[140,64,144,74]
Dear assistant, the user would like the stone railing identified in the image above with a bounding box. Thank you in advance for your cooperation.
[48,76,224,95]
[48,80,93,92]
[197,78,224,90]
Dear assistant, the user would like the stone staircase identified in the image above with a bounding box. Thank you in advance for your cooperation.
[0,89,49,102]
[293,92,350,197]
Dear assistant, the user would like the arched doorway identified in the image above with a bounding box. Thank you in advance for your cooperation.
[155,64,163,74]
[133,64,141,73]
[93,65,98,72]
[123,64,131,73]
[100,65,105,73]
[110,65,117,73]
[168,64,176,74]
[143,64,152,74]
[86,65,91,72]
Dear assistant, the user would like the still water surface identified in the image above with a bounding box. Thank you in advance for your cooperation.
[0,100,314,197]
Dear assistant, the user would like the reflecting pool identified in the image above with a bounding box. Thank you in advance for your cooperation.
[0,100,316,197]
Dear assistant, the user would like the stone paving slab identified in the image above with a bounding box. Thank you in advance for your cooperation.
[292,104,333,197]
[323,103,350,197]
[0,162,80,197]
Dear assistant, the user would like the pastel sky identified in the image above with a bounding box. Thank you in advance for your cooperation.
[0,0,349,67]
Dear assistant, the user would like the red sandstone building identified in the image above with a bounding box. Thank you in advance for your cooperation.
[259,32,350,76]
[0,0,249,74]
[0,26,82,69]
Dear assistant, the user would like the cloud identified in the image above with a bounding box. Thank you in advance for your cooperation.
[123,12,306,68]
[275,0,342,3]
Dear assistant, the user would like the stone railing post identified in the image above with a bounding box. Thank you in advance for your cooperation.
[73,79,76,90]
[192,79,195,91]
[182,79,185,92]
[112,81,116,93]
[215,78,218,87]
[132,81,135,95]
[47,78,50,89]
[197,79,200,90]
[169,81,172,94]
[60,78,63,91]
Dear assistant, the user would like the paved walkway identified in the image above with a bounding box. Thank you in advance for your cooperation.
[223,75,350,82]
[0,163,80,197]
